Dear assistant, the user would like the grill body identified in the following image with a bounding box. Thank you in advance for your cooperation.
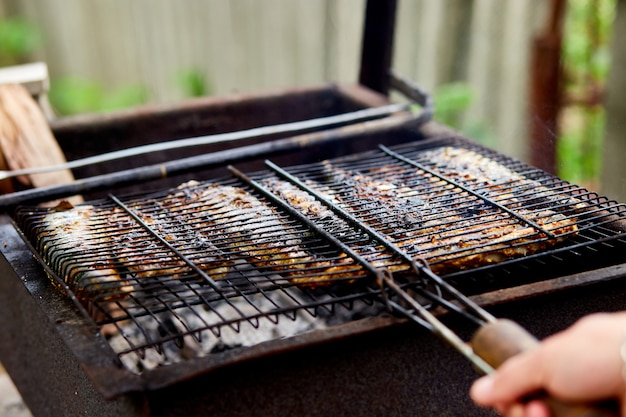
[2,224,625,417]
[1,84,626,417]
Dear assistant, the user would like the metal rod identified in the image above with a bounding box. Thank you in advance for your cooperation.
[379,272,495,375]
[0,103,410,181]
[265,159,497,325]
[390,72,434,120]
[359,0,398,95]
[227,164,383,280]
[0,112,419,208]
[379,144,557,239]
[385,300,434,331]
[413,259,497,324]
[0,72,433,208]
[265,159,414,264]
[108,195,223,292]
[417,286,486,327]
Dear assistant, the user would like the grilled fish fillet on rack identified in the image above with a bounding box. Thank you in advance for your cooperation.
[39,198,232,300]
[261,177,407,274]
[418,146,587,210]
[105,201,231,281]
[316,151,578,274]
[172,181,366,286]
[38,204,134,300]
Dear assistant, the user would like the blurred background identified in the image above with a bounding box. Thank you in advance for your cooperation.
[0,0,621,196]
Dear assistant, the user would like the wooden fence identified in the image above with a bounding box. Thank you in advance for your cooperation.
[0,0,548,162]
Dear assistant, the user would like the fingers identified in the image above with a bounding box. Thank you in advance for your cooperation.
[471,375,551,417]
[522,400,551,417]
[470,348,545,407]
[504,403,547,417]
[471,313,626,416]
[470,376,496,405]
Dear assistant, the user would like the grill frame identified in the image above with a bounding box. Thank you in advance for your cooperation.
[12,132,626,380]
[1,84,626,416]
[4,127,626,395]
[2,208,626,416]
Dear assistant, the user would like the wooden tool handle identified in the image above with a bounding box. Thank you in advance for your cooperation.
[471,319,619,417]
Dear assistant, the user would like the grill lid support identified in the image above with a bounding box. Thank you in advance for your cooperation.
[359,0,398,95]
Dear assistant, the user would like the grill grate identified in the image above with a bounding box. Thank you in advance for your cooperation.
[13,135,626,373]
[263,139,582,273]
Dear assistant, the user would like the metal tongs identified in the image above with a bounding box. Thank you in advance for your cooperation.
[376,259,496,375]
[378,260,620,417]
[230,161,619,417]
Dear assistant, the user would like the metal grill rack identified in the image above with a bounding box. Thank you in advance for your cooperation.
[13,135,626,374]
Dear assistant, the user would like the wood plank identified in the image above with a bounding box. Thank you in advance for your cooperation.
[0,84,81,203]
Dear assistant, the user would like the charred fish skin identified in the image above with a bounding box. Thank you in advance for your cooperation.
[37,203,134,300]
[107,199,232,282]
[177,181,367,287]
[36,190,234,301]
[260,176,403,273]
[309,148,578,274]
[35,179,363,302]
[416,146,587,210]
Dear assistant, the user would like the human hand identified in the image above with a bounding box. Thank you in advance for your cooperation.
[470,312,626,417]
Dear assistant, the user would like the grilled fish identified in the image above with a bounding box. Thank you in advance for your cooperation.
[38,203,134,300]
[261,176,406,273]
[417,146,587,210]
[38,195,232,300]
[311,151,578,274]
[171,181,367,286]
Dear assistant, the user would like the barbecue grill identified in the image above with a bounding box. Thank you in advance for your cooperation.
[2,3,626,416]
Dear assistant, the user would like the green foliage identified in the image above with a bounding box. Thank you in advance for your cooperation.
[49,69,211,116]
[0,15,149,116]
[432,82,493,145]
[176,69,211,98]
[0,18,40,65]
[433,82,474,127]
[557,0,616,186]
[562,0,615,86]
[557,108,605,184]
[100,85,150,113]
[49,77,148,115]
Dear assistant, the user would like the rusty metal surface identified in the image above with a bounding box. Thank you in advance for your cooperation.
[359,0,398,95]
[143,276,626,417]
[2,202,626,400]
[0,85,625,416]
[2,204,626,416]
[0,216,147,416]
[5,252,625,417]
